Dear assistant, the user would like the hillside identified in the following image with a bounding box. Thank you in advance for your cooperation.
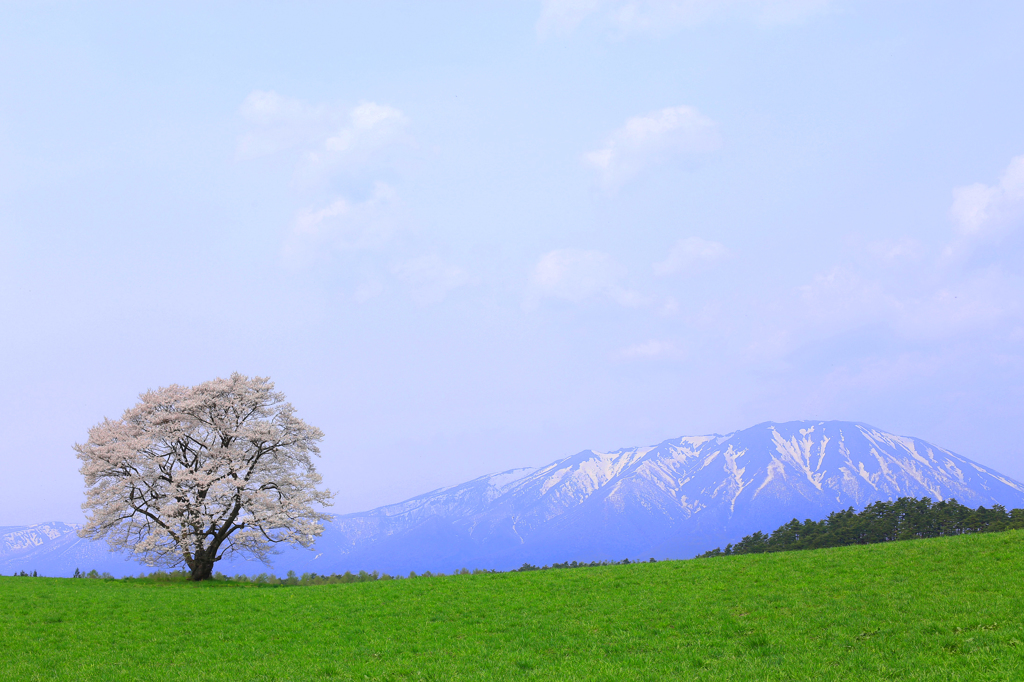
[317,420,1024,574]
[3,531,1023,680]
[6,420,1024,577]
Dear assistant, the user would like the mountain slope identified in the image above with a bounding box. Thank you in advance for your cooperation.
[5,420,1023,577]
[321,420,1024,573]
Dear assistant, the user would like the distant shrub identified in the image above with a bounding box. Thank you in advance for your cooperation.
[58,555,654,585]
[143,570,189,582]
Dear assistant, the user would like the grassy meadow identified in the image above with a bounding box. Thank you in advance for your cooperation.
[3,530,1024,681]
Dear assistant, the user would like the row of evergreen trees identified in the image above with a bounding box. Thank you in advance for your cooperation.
[697,496,1024,558]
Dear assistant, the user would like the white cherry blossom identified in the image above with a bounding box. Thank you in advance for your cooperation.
[75,373,333,580]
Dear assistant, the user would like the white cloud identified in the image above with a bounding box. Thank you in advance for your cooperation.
[310,102,408,172]
[537,0,604,35]
[654,236,728,275]
[538,0,830,36]
[392,254,470,304]
[585,106,719,188]
[237,90,335,159]
[323,102,406,152]
[747,257,1024,366]
[240,92,412,273]
[945,155,1024,259]
[951,183,1001,237]
[239,90,316,127]
[528,249,644,306]
[237,91,408,171]
[283,182,398,265]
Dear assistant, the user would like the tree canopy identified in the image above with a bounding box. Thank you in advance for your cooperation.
[697,496,1024,558]
[76,373,333,580]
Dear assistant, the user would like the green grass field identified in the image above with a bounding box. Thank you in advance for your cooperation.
[3,531,1024,681]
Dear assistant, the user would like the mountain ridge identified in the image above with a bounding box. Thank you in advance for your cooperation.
[5,420,1023,577]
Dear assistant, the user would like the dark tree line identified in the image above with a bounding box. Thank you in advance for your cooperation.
[697,496,1024,558]
[516,558,652,572]
[57,561,654,584]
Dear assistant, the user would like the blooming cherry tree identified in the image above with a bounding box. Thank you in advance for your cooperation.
[75,373,333,580]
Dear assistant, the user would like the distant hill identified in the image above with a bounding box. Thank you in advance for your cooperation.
[6,420,1024,577]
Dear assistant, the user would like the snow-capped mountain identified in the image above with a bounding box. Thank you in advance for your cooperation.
[0,522,109,576]
[317,420,1024,574]
[6,421,1024,577]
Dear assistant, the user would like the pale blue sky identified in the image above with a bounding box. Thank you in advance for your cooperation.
[3,1,1024,524]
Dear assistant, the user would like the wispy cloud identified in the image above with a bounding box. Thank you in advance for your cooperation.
[538,0,831,37]
[867,237,922,264]
[392,254,471,304]
[945,154,1024,259]
[585,106,719,188]
[306,102,408,175]
[239,91,416,281]
[654,236,728,276]
[740,154,1024,369]
[749,255,1023,369]
[794,266,903,332]
[283,182,398,265]
[237,91,409,174]
[237,90,331,159]
[528,249,644,307]
[323,103,406,153]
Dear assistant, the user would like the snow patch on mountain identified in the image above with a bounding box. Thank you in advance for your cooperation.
[5,420,1024,577]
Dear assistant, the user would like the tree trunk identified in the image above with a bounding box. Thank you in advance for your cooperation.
[189,548,217,581]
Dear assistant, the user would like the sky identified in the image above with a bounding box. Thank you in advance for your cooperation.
[2,1,1024,525]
